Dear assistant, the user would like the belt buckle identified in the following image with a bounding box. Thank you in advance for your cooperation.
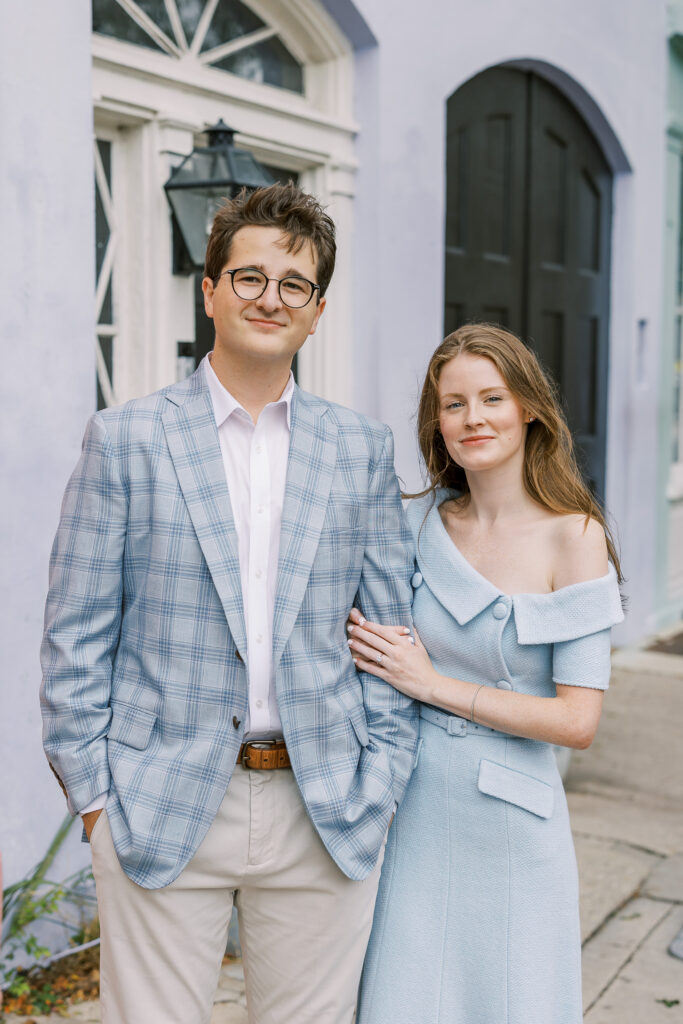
[242,739,276,769]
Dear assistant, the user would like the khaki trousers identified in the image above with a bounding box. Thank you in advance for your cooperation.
[90,763,386,1024]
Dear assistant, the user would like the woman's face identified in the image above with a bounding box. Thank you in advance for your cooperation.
[437,353,529,474]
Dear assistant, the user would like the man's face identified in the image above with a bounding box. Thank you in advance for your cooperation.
[202,226,326,367]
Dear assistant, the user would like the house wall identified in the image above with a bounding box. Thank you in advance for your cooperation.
[347,0,668,646]
[655,29,683,630]
[0,0,96,887]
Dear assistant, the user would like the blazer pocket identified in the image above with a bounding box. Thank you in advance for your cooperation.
[108,700,157,750]
[477,759,554,819]
[345,703,370,748]
[335,690,370,748]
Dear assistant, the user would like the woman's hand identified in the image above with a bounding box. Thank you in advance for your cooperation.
[346,608,438,701]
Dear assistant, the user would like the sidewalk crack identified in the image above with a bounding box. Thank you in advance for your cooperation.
[572,828,667,860]
[583,902,676,1013]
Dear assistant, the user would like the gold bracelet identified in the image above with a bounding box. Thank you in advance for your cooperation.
[470,683,485,723]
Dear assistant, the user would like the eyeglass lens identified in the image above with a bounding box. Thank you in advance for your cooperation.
[231,269,314,308]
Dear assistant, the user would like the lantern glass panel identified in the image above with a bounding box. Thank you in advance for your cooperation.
[167,189,220,268]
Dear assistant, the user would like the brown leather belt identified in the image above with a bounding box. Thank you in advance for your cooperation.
[237,740,291,770]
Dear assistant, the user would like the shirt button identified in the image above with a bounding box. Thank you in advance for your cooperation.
[255,568,263,579]
[411,572,423,588]
[256,505,264,515]
[255,445,263,455]
[255,699,263,708]
[256,634,263,644]
[492,601,508,619]
[497,679,512,690]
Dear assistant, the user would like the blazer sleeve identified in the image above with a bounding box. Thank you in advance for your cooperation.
[40,413,127,815]
[354,427,420,804]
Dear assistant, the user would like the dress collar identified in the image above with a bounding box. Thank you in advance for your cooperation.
[406,491,503,625]
[406,490,624,640]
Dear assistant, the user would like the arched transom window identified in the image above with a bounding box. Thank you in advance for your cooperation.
[92,0,304,93]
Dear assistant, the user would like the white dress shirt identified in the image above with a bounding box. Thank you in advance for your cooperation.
[204,354,292,739]
[81,356,292,814]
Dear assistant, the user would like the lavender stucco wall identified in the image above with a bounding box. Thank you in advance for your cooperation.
[0,0,95,889]
[347,0,667,646]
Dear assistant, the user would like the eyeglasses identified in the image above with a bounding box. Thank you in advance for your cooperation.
[216,267,320,309]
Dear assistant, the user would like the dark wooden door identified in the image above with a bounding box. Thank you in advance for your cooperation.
[445,68,612,496]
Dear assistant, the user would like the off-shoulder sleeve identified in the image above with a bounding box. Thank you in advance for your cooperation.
[512,564,623,691]
[552,628,613,690]
[512,564,623,645]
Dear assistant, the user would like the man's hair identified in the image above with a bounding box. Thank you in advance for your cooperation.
[204,181,336,298]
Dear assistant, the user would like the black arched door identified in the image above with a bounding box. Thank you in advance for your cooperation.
[444,68,612,497]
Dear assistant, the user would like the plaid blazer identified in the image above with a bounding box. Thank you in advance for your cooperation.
[40,367,419,889]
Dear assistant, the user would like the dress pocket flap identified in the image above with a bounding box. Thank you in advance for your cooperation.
[108,701,157,750]
[477,759,554,819]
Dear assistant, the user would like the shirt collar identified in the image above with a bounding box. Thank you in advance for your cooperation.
[203,353,294,429]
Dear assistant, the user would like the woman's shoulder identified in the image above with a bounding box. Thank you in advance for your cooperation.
[548,514,609,590]
[512,515,621,644]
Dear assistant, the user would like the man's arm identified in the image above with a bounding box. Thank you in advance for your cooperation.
[40,413,127,816]
[355,427,419,805]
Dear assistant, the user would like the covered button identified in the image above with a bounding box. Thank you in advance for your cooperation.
[492,601,508,619]
[411,572,423,588]
[496,679,512,690]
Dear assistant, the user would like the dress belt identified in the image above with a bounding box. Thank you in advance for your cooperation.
[420,704,503,737]
[237,739,291,769]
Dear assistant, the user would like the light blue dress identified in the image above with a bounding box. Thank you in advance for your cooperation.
[357,493,624,1024]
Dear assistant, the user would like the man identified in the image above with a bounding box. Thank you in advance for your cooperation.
[40,182,419,1023]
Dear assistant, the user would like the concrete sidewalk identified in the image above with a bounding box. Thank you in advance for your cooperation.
[5,648,682,1023]
[568,646,683,1022]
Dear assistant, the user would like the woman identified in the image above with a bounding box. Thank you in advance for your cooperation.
[352,324,623,1024]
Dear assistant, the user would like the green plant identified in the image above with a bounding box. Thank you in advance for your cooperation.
[1,814,96,1010]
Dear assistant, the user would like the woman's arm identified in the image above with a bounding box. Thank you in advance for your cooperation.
[347,515,612,750]
[347,613,603,749]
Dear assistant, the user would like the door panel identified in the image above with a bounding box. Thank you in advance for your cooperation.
[444,68,612,497]
[527,74,611,495]
[444,68,527,334]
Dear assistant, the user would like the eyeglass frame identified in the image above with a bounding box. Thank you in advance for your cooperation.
[214,267,321,308]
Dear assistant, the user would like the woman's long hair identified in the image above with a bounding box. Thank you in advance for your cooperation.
[410,323,623,581]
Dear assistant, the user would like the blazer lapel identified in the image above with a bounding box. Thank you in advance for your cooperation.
[162,378,247,657]
[272,389,338,670]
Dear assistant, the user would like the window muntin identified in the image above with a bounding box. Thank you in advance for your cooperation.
[92,0,304,94]
[95,138,118,410]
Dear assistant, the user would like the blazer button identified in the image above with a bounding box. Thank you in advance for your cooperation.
[233,716,241,729]
[411,571,423,588]
[235,649,243,663]
[492,601,508,619]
